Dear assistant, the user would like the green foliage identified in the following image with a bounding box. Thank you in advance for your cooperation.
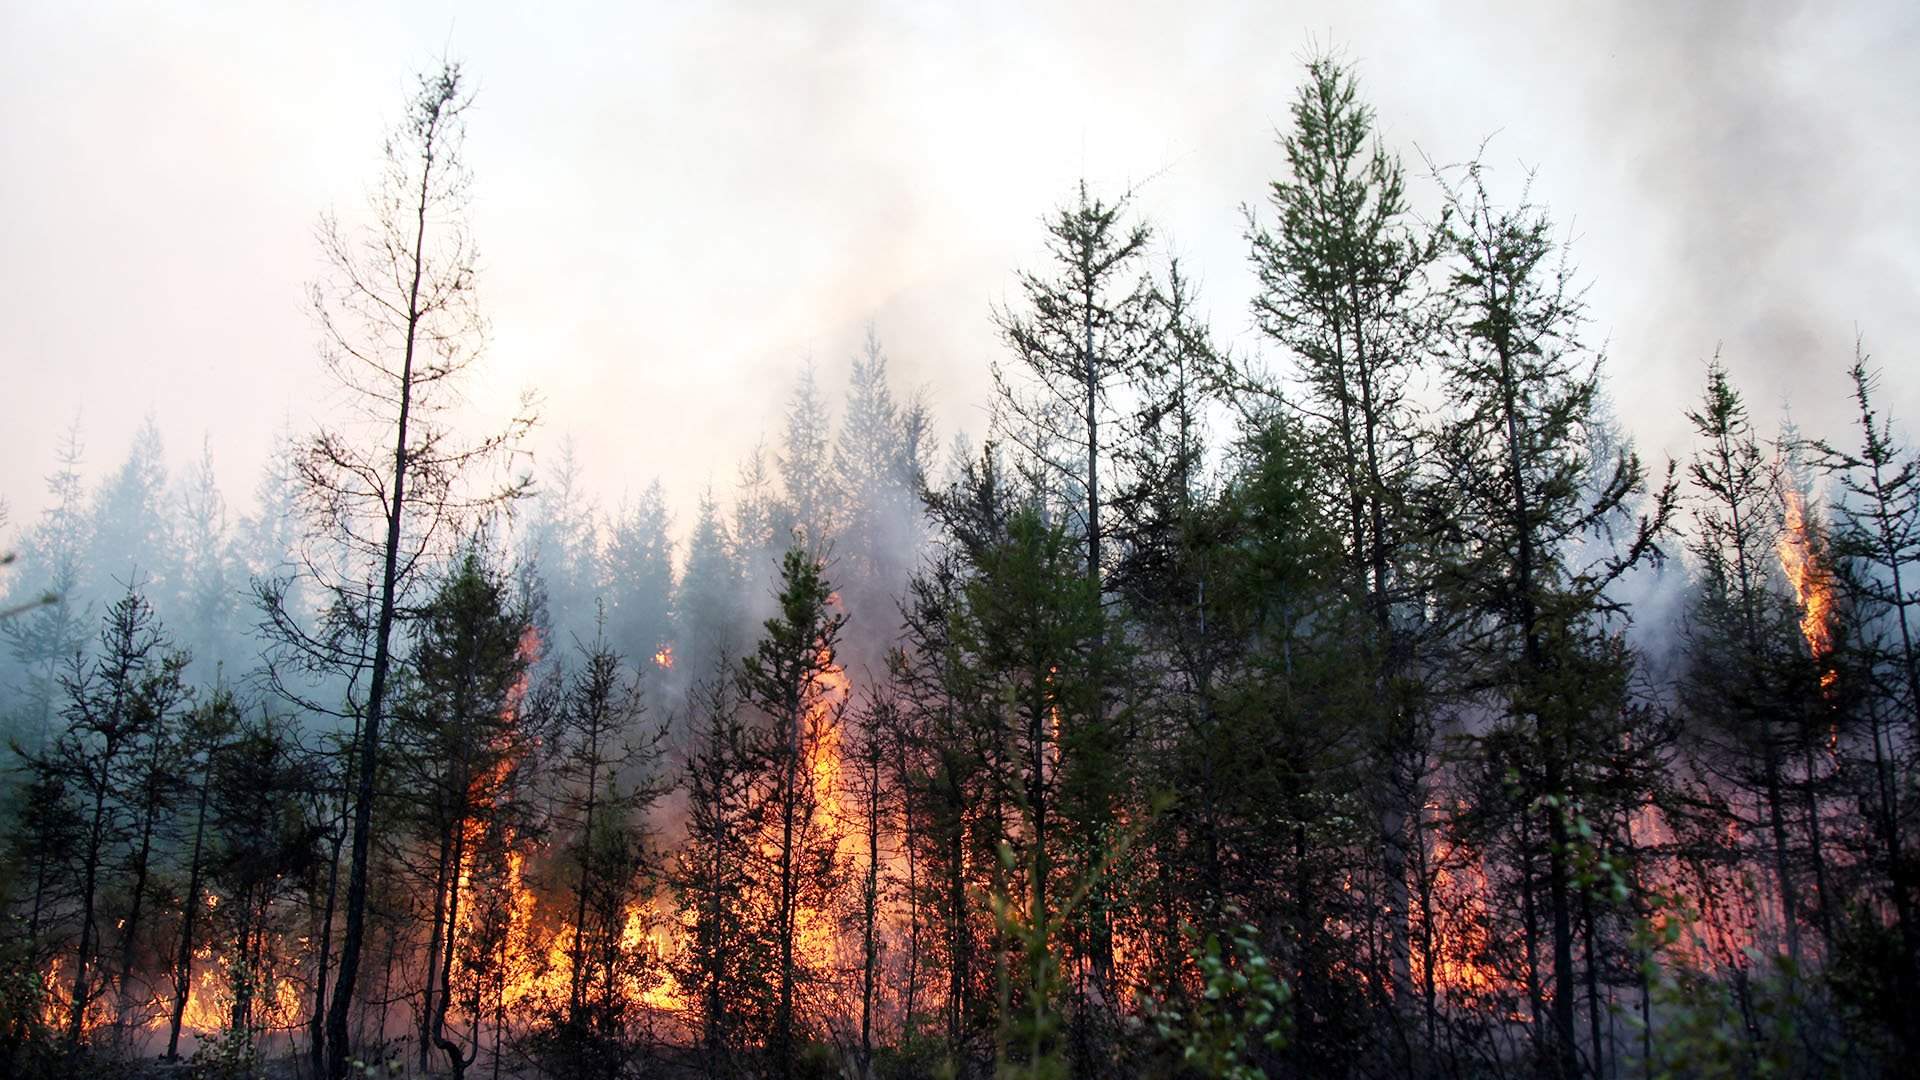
[1143,916,1291,1080]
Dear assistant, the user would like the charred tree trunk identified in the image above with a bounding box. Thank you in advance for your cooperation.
[166,761,214,1060]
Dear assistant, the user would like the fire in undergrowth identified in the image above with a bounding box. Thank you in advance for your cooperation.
[1778,486,1837,691]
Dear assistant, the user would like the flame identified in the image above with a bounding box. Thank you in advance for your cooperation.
[794,647,852,1004]
[654,645,675,670]
[1778,487,1838,692]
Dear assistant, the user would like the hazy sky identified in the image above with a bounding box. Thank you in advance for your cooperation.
[3,1,1916,537]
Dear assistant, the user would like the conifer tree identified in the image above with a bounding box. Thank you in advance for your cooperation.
[1243,52,1440,1005]
[288,63,534,1078]
[737,546,848,1080]
[1432,162,1673,1075]
[603,480,675,672]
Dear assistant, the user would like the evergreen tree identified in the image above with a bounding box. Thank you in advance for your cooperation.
[1680,359,1824,969]
[675,486,745,682]
[523,438,605,654]
[292,62,534,1079]
[736,546,848,1080]
[174,438,240,682]
[87,418,174,615]
[602,480,675,673]
[671,667,777,1070]
[4,419,92,752]
[780,363,840,549]
[388,546,536,1080]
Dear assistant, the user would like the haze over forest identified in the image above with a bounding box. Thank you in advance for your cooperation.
[2,4,1918,1080]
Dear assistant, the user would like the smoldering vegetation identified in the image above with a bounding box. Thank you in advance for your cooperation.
[1,45,1917,1080]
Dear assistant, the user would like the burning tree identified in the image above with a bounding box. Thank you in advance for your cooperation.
[386,546,538,1079]
[737,545,850,1080]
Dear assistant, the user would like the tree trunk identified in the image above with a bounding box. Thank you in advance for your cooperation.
[167,761,214,1060]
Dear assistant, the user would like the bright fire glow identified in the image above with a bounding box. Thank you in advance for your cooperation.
[1779,487,1838,691]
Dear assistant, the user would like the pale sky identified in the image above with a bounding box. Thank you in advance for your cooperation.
[3,1,1916,536]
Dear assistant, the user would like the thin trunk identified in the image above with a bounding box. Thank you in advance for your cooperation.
[167,761,214,1060]
[569,725,601,1015]
[116,782,161,1028]
[307,820,345,1076]
[774,698,801,1080]
[421,826,453,1073]
[1762,742,1803,965]
[1581,885,1605,1079]
[69,781,110,1045]
[1801,745,1836,953]
[861,746,881,1079]
[324,98,440,1080]
[432,824,476,1080]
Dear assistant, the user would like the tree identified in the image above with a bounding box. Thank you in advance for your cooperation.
[35,585,189,1045]
[521,438,605,657]
[736,546,848,1080]
[87,418,174,618]
[675,486,745,682]
[1680,359,1822,972]
[1811,346,1920,1038]
[603,480,675,674]
[671,667,777,1070]
[292,62,535,1080]
[162,686,240,1060]
[547,626,669,1028]
[4,418,92,752]
[173,438,240,683]
[1431,161,1674,1075]
[781,362,840,549]
[1243,51,1440,1011]
[835,327,927,600]
[991,181,1156,1015]
[387,547,535,1080]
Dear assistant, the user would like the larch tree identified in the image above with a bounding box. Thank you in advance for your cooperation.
[991,180,1155,1015]
[1431,162,1673,1075]
[1243,51,1440,1009]
[285,62,534,1080]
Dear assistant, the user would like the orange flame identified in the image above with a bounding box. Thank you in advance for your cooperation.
[654,645,675,670]
[1778,487,1837,691]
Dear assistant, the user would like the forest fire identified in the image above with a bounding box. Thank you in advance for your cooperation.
[1779,487,1838,689]
[9,28,1919,1080]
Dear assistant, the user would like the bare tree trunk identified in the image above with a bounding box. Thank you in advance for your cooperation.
[167,762,214,1059]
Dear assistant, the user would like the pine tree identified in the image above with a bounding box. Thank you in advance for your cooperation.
[87,417,174,613]
[671,667,778,1070]
[547,626,669,1026]
[388,547,535,1080]
[1680,359,1820,969]
[174,438,240,684]
[293,63,535,1078]
[523,438,606,656]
